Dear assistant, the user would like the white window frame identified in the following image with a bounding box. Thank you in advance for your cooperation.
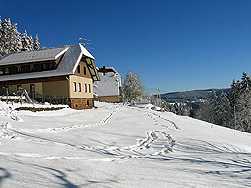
[78,82,81,92]
[73,82,77,92]
[88,84,91,93]
[84,83,87,93]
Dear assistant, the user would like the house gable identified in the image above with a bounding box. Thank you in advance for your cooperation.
[74,60,92,79]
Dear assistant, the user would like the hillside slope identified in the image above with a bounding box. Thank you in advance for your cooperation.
[161,88,230,103]
[0,101,250,187]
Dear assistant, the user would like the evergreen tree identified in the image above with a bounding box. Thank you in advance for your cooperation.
[0,17,2,57]
[229,79,240,129]
[21,30,34,51]
[33,34,40,50]
[0,18,12,56]
[9,22,22,52]
[0,17,23,57]
[236,90,251,132]
[209,90,219,124]
[229,79,239,110]
[217,92,231,127]
[194,101,211,122]
[240,72,251,94]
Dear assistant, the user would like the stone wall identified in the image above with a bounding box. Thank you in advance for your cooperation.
[69,98,93,110]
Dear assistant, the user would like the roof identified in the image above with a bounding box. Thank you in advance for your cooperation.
[0,43,100,82]
[0,46,68,66]
[97,66,119,74]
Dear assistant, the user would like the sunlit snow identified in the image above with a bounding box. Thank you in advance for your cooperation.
[0,101,250,187]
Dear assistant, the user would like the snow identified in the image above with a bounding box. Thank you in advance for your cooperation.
[0,101,250,187]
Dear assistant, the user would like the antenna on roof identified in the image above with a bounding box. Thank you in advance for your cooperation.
[79,37,94,50]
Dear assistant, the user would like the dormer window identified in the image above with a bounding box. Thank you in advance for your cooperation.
[30,64,34,71]
[49,63,54,70]
[17,66,21,73]
[5,68,9,74]
[42,63,49,71]
[0,68,4,75]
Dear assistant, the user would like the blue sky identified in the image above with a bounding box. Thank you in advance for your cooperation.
[1,0,251,93]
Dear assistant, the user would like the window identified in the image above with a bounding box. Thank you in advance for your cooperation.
[0,68,3,75]
[22,65,30,73]
[9,67,17,74]
[84,83,87,93]
[33,64,40,71]
[77,65,80,74]
[73,82,77,92]
[87,99,89,106]
[83,66,87,75]
[78,83,81,92]
[5,68,9,74]
[88,84,91,93]
[17,66,21,73]
[30,64,34,71]
[42,63,49,71]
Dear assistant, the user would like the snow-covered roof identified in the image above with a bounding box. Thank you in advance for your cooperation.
[97,66,119,74]
[0,46,68,66]
[0,43,99,82]
[93,70,121,97]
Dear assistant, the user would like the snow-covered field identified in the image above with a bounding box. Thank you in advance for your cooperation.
[0,101,250,187]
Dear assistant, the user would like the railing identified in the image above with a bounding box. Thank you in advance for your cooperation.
[31,92,70,105]
[0,87,69,105]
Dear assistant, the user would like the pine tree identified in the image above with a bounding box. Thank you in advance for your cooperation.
[0,16,41,57]
[33,34,40,50]
[21,30,34,51]
[0,17,3,57]
[0,18,12,56]
[195,101,211,122]
[9,22,22,52]
[240,72,251,94]
[0,17,22,57]
[234,72,251,132]
[229,79,240,129]
[217,92,232,127]
[209,90,219,124]
[236,90,251,132]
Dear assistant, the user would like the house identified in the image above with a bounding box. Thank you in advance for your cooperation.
[0,43,100,109]
[93,66,121,102]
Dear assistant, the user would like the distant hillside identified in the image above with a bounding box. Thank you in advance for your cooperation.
[160,88,230,103]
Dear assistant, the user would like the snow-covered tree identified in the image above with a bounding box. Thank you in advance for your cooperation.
[0,17,39,57]
[9,22,22,52]
[240,72,251,94]
[122,71,144,103]
[236,90,251,132]
[229,79,240,129]
[0,18,12,56]
[195,90,219,124]
[33,34,40,50]
[0,17,3,57]
[21,30,34,51]
[0,18,22,57]
[229,79,239,110]
[209,90,219,124]
[217,92,232,127]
